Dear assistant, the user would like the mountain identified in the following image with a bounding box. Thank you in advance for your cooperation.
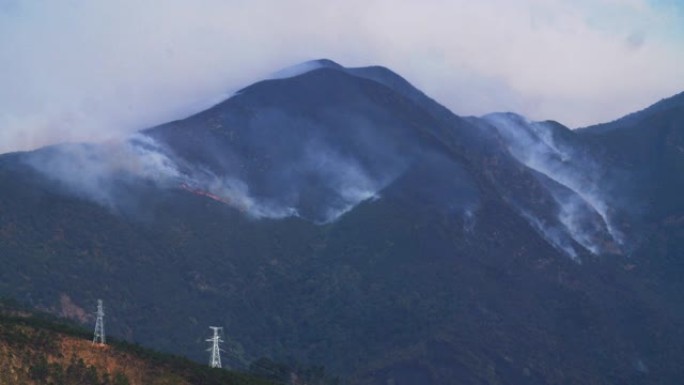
[0,59,683,384]
[0,300,275,385]
[578,91,684,219]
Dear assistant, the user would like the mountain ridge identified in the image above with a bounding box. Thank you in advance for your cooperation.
[579,90,684,133]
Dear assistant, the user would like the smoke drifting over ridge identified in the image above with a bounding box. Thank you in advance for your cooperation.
[2,0,684,154]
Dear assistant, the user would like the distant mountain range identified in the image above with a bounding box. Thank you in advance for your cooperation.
[1,59,682,384]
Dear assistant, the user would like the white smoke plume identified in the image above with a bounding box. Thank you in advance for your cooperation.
[484,113,625,257]
[519,209,579,260]
[22,134,180,208]
[22,133,392,223]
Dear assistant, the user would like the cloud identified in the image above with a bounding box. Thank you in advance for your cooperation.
[1,0,684,154]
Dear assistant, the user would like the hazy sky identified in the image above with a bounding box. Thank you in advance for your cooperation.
[1,0,683,154]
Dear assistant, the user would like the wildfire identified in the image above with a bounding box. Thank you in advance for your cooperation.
[179,183,233,205]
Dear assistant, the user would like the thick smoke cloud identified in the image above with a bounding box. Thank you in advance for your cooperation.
[2,0,684,154]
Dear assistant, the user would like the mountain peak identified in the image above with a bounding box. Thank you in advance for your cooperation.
[482,111,526,122]
[269,58,344,80]
[308,58,345,70]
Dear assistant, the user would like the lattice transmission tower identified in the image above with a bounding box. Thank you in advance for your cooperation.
[207,326,224,368]
[92,299,106,345]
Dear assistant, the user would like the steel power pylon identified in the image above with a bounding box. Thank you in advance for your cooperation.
[92,299,106,345]
[207,326,223,368]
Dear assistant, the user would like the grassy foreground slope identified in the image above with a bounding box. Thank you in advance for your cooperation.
[0,301,274,385]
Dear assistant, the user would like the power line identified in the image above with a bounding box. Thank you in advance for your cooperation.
[92,299,105,345]
[207,326,223,368]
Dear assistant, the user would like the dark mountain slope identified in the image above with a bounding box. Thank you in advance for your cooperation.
[0,60,683,384]
[144,63,614,259]
[143,67,464,223]
[577,92,684,334]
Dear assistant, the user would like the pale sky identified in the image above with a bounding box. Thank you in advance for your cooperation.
[1,0,683,154]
